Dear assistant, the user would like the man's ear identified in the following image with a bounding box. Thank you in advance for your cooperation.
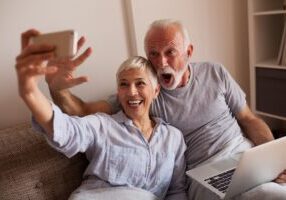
[187,44,193,57]
[154,84,160,99]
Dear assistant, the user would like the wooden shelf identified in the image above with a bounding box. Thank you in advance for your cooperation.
[256,111,286,121]
[254,10,286,16]
[255,59,286,69]
[248,0,286,122]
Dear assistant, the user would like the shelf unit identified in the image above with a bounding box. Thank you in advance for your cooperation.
[248,0,286,121]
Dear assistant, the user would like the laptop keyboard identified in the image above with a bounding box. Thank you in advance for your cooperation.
[204,168,235,193]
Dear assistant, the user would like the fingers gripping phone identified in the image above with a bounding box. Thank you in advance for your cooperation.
[31,30,78,58]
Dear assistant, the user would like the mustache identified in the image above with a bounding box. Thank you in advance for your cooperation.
[157,66,176,76]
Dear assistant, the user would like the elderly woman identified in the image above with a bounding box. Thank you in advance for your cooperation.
[15,36,187,200]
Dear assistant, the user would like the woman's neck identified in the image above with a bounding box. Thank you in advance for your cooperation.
[133,115,155,141]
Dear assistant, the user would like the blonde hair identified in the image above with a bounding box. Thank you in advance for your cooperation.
[116,56,158,89]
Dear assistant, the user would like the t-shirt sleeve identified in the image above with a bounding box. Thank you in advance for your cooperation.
[219,64,247,115]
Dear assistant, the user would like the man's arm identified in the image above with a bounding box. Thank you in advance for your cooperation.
[50,89,112,116]
[236,105,286,183]
[235,104,274,146]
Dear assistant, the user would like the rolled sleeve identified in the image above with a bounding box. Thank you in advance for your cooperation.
[32,104,96,158]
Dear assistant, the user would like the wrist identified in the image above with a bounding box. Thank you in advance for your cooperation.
[49,87,72,103]
[49,86,69,96]
[18,84,38,99]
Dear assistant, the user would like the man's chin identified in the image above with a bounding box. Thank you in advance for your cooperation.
[160,82,177,90]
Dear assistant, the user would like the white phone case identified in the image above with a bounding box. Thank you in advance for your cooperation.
[31,30,78,58]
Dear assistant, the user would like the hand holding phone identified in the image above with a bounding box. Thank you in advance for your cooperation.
[31,30,78,58]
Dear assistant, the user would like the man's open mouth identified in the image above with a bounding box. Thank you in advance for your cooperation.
[161,73,173,84]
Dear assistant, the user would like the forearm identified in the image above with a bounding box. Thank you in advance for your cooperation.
[50,89,87,116]
[240,117,274,146]
[21,87,53,135]
[50,89,113,116]
[236,105,274,146]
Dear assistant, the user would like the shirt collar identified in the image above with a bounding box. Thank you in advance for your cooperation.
[112,110,133,125]
[112,110,167,127]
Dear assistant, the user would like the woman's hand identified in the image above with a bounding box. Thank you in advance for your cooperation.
[15,29,57,96]
[15,29,58,134]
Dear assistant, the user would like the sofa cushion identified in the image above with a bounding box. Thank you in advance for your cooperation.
[0,123,88,200]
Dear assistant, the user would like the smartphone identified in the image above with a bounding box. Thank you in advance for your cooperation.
[31,30,78,58]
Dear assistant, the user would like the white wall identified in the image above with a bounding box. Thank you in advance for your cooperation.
[0,0,129,129]
[0,0,250,129]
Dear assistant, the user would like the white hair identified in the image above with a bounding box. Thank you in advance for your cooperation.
[144,19,191,54]
[116,56,158,89]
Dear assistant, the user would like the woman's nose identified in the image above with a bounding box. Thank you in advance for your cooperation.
[127,84,138,96]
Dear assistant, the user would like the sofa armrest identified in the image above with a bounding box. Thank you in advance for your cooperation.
[0,123,88,200]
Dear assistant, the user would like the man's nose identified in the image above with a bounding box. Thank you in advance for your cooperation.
[157,55,168,69]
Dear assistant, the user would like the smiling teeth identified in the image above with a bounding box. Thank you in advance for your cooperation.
[128,100,141,105]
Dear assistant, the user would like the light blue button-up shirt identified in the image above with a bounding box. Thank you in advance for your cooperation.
[33,104,187,200]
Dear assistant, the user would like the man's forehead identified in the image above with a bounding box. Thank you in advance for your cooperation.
[147,40,181,51]
[146,28,184,51]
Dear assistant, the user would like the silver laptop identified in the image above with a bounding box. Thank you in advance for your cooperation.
[186,136,286,199]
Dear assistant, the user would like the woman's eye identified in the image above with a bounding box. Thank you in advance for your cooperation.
[119,82,128,87]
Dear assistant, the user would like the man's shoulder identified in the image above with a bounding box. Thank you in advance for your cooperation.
[192,61,226,71]
[192,61,229,80]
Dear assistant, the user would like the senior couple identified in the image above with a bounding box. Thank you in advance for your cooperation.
[16,19,286,200]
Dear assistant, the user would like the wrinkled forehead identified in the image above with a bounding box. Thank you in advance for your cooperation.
[145,26,185,51]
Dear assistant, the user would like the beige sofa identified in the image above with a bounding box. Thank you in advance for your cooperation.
[0,123,88,200]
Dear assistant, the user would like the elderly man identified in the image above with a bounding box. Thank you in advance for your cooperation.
[23,19,286,199]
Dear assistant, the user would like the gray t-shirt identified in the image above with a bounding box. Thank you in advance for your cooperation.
[109,62,247,169]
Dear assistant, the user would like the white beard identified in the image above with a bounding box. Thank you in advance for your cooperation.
[157,57,190,90]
